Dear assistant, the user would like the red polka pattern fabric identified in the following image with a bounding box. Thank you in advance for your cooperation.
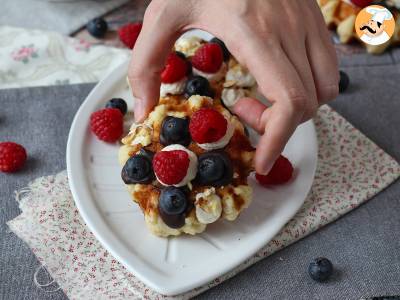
[7,106,400,299]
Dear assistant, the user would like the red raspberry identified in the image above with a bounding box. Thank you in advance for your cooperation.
[0,142,27,173]
[153,150,189,185]
[90,108,123,143]
[189,108,227,144]
[350,0,373,8]
[161,52,188,83]
[255,155,294,186]
[118,22,142,49]
[192,43,223,73]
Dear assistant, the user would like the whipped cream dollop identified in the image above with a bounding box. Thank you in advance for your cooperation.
[195,187,222,224]
[174,36,203,57]
[160,77,186,97]
[193,63,227,82]
[225,64,256,88]
[157,144,198,187]
[221,88,246,108]
[198,115,235,151]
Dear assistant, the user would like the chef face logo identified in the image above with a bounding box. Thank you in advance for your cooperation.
[355,5,395,46]
[359,20,385,37]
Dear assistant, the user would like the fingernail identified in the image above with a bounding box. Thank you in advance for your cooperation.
[134,99,145,122]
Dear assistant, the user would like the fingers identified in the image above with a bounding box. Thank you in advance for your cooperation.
[233,97,268,133]
[227,38,306,174]
[233,98,300,175]
[280,30,319,122]
[307,0,340,104]
[255,103,300,175]
[128,1,190,122]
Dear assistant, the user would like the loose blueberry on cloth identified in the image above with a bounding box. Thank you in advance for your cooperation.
[7,106,400,299]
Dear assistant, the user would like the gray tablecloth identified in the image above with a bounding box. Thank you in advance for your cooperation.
[1,56,400,299]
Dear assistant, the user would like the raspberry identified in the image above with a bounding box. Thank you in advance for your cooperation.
[192,43,223,73]
[189,108,227,144]
[90,108,123,143]
[350,0,373,8]
[118,22,142,49]
[0,142,27,173]
[255,155,294,186]
[161,52,188,83]
[153,150,189,185]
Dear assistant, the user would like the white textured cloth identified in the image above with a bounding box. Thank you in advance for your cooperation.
[0,26,130,89]
[7,105,400,299]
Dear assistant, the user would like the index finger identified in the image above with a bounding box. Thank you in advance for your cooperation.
[128,2,189,122]
[227,38,307,174]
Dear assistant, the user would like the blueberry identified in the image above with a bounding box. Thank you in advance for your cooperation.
[138,148,155,161]
[184,76,214,98]
[308,257,333,282]
[158,187,191,228]
[121,154,154,184]
[210,37,230,61]
[196,152,233,186]
[105,98,128,115]
[339,70,350,93]
[159,116,191,146]
[86,18,108,38]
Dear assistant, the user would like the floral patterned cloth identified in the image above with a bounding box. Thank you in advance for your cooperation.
[0,26,130,89]
[7,105,400,300]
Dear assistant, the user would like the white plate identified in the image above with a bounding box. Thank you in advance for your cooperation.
[67,30,318,296]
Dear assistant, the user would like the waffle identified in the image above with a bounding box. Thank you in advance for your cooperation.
[318,0,400,54]
[119,37,258,237]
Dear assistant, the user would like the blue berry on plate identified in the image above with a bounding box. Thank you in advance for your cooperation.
[339,71,350,93]
[210,37,230,61]
[105,98,127,115]
[159,116,191,146]
[86,18,108,38]
[158,187,191,228]
[184,76,214,98]
[121,154,154,184]
[308,257,333,282]
[196,152,233,186]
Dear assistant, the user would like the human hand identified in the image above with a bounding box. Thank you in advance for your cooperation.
[128,0,338,174]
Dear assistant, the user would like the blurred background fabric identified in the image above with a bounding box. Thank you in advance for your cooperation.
[0,0,130,35]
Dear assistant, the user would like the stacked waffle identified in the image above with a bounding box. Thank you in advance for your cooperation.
[119,36,258,237]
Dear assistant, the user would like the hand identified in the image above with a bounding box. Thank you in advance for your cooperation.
[128,0,338,174]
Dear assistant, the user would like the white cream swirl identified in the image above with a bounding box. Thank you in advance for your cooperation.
[174,36,203,57]
[221,88,246,108]
[195,187,222,224]
[225,64,256,88]
[160,77,186,97]
[192,63,227,82]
